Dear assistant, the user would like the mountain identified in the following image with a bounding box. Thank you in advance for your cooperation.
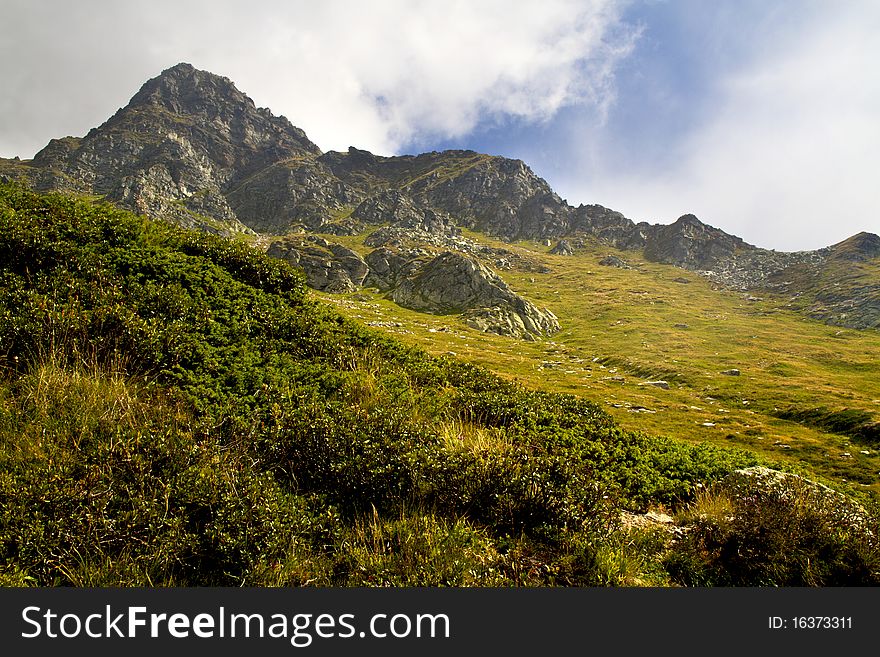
[2,66,879,587]
[2,182,877,586]
[2,62,878,330]
[2,63,319,235]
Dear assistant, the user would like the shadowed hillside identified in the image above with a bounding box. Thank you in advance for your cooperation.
[3,184,876,586]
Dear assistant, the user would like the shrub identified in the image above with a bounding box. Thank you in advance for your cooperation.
[666,468,880,586]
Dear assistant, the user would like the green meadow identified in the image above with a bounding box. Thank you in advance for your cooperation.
[312,228,880,497]
[1,184,876,586]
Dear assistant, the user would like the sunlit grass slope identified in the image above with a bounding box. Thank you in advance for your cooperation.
[3,183,797,586]
[313,229,880,497]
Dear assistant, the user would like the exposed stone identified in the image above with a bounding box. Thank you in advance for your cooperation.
[389,251,559,339]
[641,380,670,390]
[549,239,575,255]
[353,190,460,236]
[598,255,632,269]
[570,204,643,248]
[643,214,749,271]
[26,63,321,237]
[6,61,877,334]
[462,304,557,341]
[392,251,502,311]
[720,369,741,376]
[267,236,368,293]
[719,466,876,536]
[829,232,880,262]
[363,247,430,290]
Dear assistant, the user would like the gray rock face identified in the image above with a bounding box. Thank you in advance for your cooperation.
[550,239,575,255]
[391,251,505,312]
[363,247,430,290]
[389,251,559,339]
[352,190,458,235]
[598,255,632,269]
[26,63,320,236]
[697,247,829,290]
[228,159,362,234]
[461,304,558,341]
[571,204,644,248]
[267,236,368,293]
[6,62,878,334]
[643,214,749,270]
[399,153,570,240]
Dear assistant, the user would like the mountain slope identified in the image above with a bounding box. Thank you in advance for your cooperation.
[13,183,848,586]
[6,63,320,235]
[3,62,877,331]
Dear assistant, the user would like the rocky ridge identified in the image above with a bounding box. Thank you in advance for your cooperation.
[2,63,878,331]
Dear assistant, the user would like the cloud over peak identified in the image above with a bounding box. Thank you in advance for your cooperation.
[0,0,636,158]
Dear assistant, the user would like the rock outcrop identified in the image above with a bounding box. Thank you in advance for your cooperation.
[461,304,558,341]
[829,232,880,262]
[643,214,749,270]
[719,467,875,536]
[26,63,321,236]
[384,251,558,339]
[599,255,632,269]
[267,236,368,293]
[4,62,878,333]
[363,247,431,290]
[550,239,575,256]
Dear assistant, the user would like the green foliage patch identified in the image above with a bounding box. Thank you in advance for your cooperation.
[0,183,866,586]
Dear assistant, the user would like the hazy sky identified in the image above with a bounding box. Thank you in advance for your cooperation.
[1,0,877,250]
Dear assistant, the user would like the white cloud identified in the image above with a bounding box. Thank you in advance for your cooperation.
[0,0,635,158]
[561,1,880,251]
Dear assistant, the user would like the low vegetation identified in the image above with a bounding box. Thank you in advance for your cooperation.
[0,183,877,586]
[314,228,880,495]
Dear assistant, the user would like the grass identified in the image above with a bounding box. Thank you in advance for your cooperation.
[1,183,876,586]
[312,229,880,498]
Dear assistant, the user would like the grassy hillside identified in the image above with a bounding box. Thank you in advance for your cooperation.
[312,229,880,497]
[0,183,877,586]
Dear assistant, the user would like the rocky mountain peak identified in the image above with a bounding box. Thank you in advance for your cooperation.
[119,63,320,155]
[830,231,880,262]
[128,63,252,118]
[673,213,703,228]
[6,63,878,333]
[643,214,751,270]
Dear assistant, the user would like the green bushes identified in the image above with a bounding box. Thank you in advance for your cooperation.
[0,360,337,585]
[0,183,868,586]
[666,469,880,586]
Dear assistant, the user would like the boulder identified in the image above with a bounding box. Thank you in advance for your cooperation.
[598,255,631,269]
[389,251,559,339]
[718,466,875,536]
[363,247,429,290]
[267,236,368,293]
[461,303,559,341]
[550,239,575,255]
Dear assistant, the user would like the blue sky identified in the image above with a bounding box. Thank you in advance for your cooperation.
[1,0,877,250]
[403,1,880,250]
